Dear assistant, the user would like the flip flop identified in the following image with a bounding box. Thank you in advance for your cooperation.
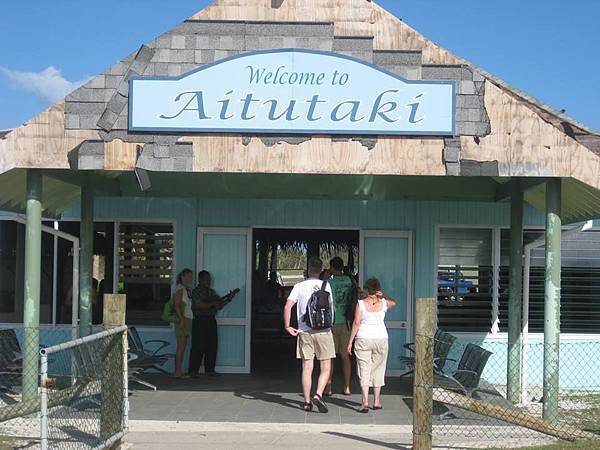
[342,391,352,396]
[303,402,313,412]
[357,406,369,413]
[372,405,383,410]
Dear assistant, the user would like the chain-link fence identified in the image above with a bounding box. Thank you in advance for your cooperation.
[1,327,77,448]
[429,335,600,448]
[0,326,127,449]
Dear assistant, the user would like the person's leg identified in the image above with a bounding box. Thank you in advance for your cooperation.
[325,356,334,396]
[301,358,314,403]
[316,358,331,398]
[341,324,352,394]
[205,316,218,373]
[326,326,341,395]
[188,318,201,375]
[354,339,372,408]
[174,335,187,377]
[371,340,388,408]
[373,386,382,408]
[341,352,352,394]
[196,316,209,371]
[309,331,333,413]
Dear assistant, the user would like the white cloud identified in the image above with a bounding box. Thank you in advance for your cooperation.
[0,66,92,103]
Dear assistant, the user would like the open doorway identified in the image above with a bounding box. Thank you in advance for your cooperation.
[251,228,359,373]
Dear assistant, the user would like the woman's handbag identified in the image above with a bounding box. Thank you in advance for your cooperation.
[161,298,178,323]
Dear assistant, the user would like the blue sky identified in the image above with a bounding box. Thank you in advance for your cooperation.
[0,1,598,131]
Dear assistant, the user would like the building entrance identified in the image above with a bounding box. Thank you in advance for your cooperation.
[250,228,360,373]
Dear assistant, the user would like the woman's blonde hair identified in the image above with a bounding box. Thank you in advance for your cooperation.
[176,268,193,285]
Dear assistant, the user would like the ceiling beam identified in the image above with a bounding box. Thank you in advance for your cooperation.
[43,171,122,196]
[494,178,546,202]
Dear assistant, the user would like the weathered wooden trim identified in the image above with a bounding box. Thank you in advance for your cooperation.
[190,0,462,64]
[413,297,435,450]
[460,81,600,190]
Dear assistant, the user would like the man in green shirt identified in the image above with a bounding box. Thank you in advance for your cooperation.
[326,256,354,396]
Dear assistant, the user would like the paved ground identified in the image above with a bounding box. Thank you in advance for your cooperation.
[123,421,558,449]
[128,372,416,425]
[125,372,556,449]
[124,422,414,449]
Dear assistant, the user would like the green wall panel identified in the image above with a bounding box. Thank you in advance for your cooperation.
[387,328,407,370]
[363,235,408,322]
[201,233,247,319]
[61,196,546,324]
[217,325,245,367]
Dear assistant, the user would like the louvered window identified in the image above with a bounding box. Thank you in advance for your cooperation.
[118,222,174,325]
[500,229,600,333]
[437,228,494,332]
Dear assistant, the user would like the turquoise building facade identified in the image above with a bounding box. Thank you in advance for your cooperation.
[55,196,549,376]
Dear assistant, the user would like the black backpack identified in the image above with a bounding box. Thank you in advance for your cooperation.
[344,277,360,326]
[303,280,333,330]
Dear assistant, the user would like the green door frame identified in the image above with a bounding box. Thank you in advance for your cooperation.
[359,229,414,376]
[197,227,252,374]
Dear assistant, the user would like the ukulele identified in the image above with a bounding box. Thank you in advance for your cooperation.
[220,288,241,307]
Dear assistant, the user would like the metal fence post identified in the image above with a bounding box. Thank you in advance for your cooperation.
[413,297,435,450]
[122,329,129,432]
[40,349,48,450]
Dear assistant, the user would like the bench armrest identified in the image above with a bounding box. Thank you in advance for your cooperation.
[143,340,171,356]
[453,369,480,377]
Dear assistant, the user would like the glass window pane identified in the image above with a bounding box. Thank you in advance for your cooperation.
[118,222,174,326]
[56,221,114,325]
[437,227,493,332]
[500,228,600,333]
[0,221,21,323]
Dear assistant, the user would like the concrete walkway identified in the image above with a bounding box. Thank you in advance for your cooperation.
[123,421,557,449]
[125,422,413,449]
[128,372,415,425]
[124,372,554,449]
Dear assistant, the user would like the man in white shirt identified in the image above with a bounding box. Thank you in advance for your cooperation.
[283,257,335,413]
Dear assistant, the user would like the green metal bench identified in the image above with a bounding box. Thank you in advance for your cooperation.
[399,328,457,378]
[435,343,493,397]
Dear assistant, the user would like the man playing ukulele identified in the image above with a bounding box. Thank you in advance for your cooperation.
[189,270,240,377]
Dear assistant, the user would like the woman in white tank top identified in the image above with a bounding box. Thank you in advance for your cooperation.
[347,277,397,413]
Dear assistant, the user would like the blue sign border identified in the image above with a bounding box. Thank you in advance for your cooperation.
[128,48,456,136]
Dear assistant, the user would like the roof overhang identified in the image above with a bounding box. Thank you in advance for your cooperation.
[1,169,597,225]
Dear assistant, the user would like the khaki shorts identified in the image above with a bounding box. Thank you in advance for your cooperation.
[296,329,336,361]
[354,338,389,388]
[331,323,351,354]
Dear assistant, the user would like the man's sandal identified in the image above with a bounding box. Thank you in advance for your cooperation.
[312,394,329,413]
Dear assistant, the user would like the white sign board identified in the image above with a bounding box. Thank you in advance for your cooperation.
[129,49,455,136]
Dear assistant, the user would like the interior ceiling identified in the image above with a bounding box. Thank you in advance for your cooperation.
[254,228,359,251]
[0,169,599,225]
